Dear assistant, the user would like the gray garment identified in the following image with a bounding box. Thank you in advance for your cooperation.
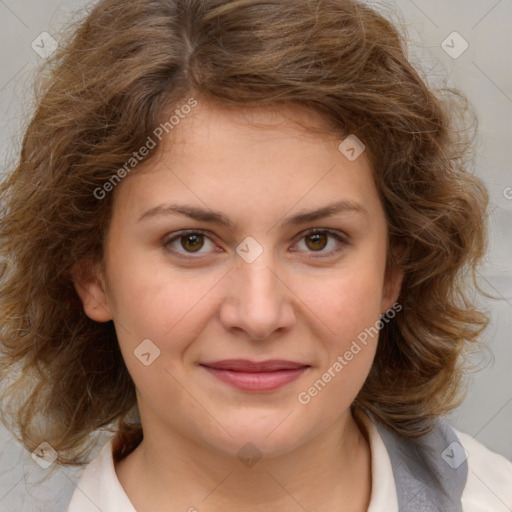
[368,411,468,512]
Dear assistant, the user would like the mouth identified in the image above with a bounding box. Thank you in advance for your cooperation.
[199,359,310,392]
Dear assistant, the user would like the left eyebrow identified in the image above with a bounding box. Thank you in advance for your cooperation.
[137,199,369,230]
[281,199,369,227]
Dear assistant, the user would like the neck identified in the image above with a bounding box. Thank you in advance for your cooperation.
[115,408,372,512]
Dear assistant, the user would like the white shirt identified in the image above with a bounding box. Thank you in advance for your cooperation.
[67,410,512,511]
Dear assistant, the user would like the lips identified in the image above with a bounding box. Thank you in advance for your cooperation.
[200,359,309,372]
[199,359,310,392]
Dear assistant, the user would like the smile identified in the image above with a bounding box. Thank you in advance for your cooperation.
[199,359,310,392]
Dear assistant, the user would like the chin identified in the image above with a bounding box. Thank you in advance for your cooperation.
[197,414,314,461]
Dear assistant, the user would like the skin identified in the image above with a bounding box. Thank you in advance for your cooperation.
[74,100,403,512]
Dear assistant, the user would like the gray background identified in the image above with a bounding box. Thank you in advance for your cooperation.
[0,0,511,510]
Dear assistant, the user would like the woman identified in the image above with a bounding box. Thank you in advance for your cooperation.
[1,0,511,511]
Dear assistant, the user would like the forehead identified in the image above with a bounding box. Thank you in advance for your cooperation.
[157,100,342,159]
[111,100,381,225]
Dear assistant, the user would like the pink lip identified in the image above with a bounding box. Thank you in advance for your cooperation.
[200,359,310,392]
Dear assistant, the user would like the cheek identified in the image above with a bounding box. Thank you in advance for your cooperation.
[296,271,383,415]
[337,272,382,329]
[105,245,220,357]
[297,264,385,343]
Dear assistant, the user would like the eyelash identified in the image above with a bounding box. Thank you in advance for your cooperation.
[161,228,349,260]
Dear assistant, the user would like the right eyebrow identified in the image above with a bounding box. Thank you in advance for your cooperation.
[138,203,236,230]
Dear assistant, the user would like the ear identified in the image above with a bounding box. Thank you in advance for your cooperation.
[381,241,406,314]
[381,263,404,314]
[71,258,113,322]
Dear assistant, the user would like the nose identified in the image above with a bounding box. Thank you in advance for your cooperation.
[219,249,296,341]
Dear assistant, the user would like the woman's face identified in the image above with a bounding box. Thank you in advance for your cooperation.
[76,101,403,458]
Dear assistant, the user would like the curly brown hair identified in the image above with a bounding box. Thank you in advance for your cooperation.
[0,0,492,468]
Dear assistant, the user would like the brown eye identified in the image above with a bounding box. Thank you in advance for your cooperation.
[293,229,349,258]
[179,233,204,252]
[305,232,328,251]
[163,230,216,257]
